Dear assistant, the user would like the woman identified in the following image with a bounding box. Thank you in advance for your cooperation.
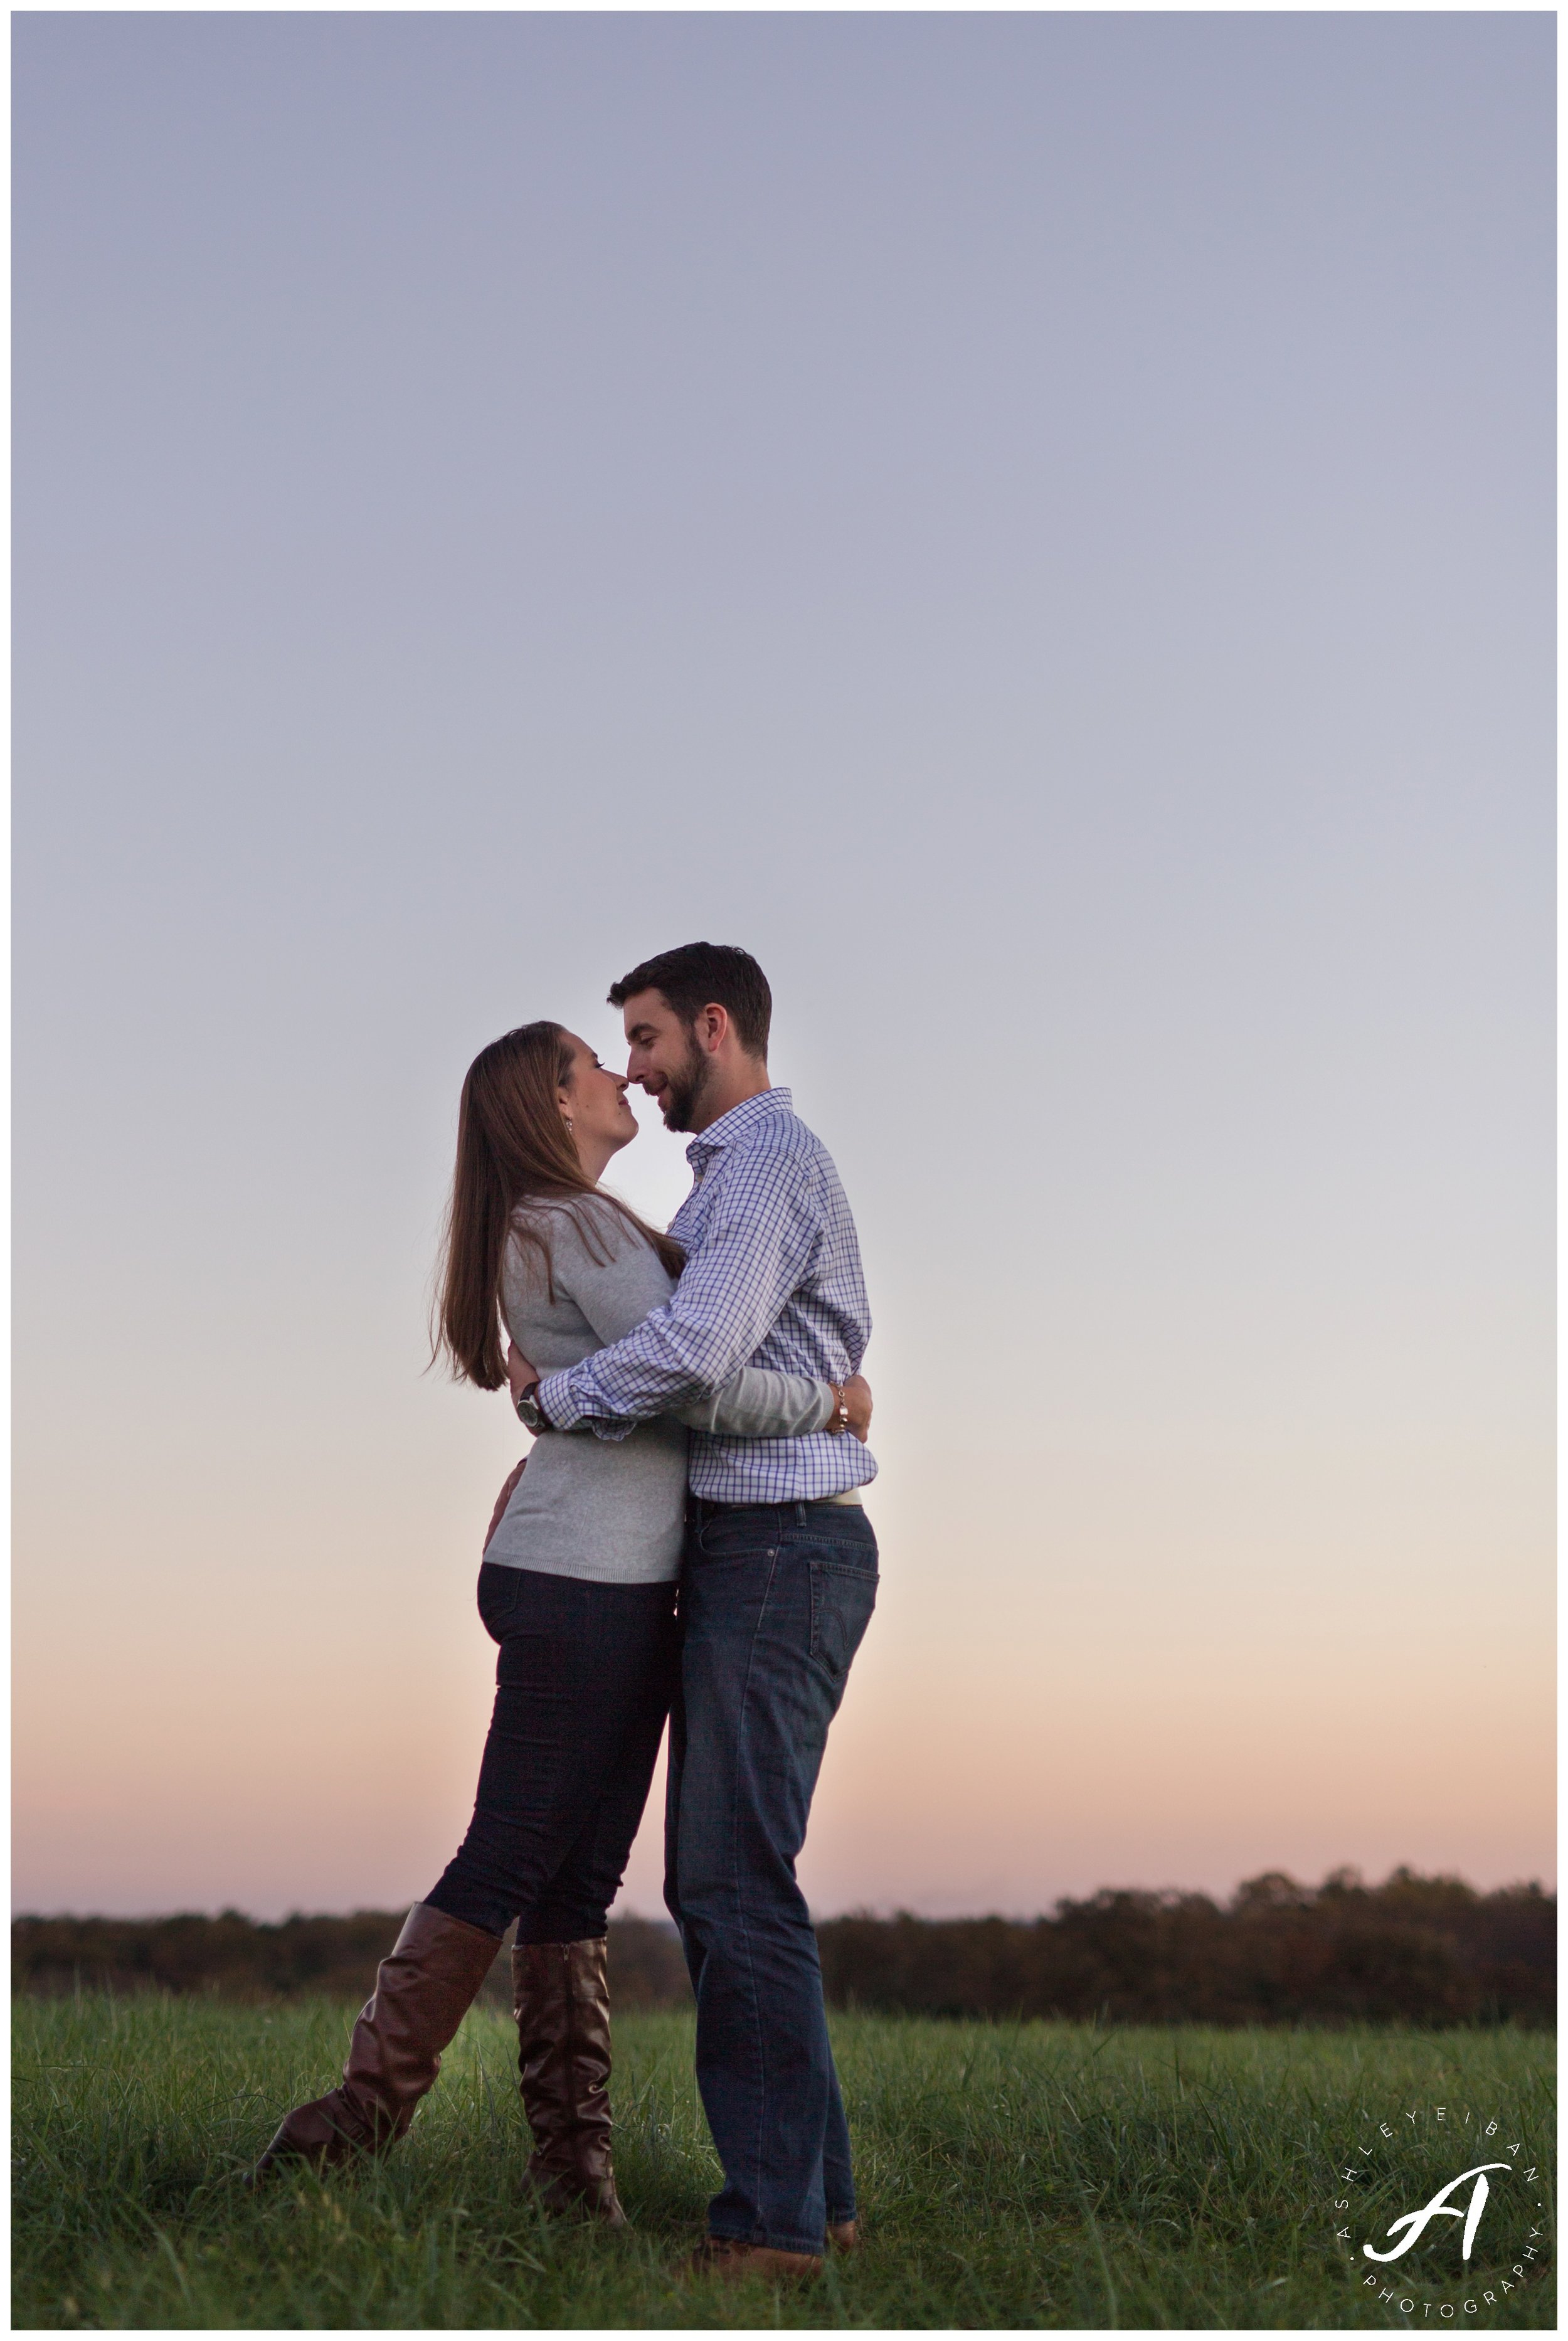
[250,1021,868,2218]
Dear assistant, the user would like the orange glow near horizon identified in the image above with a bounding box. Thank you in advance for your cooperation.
[13,1401,1553,1921]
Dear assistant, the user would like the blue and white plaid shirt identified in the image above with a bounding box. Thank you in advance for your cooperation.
[538,1087,876,1504]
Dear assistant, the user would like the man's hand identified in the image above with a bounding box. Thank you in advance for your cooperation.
[507,1342,540,1411]
[842,1373,873,1443]
[483,1458,526,1554]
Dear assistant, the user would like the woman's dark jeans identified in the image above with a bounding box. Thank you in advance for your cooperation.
[426,1563,679,1943]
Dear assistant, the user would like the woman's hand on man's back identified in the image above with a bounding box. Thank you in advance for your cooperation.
[843,1374,873,1442]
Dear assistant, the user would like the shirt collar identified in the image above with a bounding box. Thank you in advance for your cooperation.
[686,1086,792,1167]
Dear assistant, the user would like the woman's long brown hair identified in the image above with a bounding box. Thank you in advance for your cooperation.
[435,1020,684,1389]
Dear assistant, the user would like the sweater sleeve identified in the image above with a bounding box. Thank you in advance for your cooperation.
[676,1369,835,1438]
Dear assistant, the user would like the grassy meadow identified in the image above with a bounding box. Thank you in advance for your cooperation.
[13,1993,1555,2330]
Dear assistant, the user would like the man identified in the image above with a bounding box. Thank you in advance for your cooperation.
[511,941,877,2280]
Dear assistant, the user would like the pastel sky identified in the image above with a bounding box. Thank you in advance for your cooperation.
[14,13,1553,1921]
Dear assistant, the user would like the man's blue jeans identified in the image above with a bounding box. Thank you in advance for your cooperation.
[664,1497,879,2255]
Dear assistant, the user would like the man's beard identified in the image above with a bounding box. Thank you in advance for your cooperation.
[659,1031,715,1133]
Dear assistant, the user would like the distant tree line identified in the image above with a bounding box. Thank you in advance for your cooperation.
[10,1911,689,2012]
[12,1871,1552,2025]
[817,1871,1554,2025]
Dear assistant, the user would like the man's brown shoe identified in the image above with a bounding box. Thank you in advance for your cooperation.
[681,2236,824,2283]
[829,2219,859,2252]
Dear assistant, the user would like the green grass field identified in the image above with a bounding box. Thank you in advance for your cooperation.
[13,1994,1555,2329]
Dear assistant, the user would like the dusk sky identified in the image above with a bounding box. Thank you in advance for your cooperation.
[14,13,1553,1922]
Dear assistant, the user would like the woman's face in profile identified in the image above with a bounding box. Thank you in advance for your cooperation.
[560,1034,638,1160]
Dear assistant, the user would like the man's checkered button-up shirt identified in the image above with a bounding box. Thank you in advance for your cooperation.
[537,1086,876,1504]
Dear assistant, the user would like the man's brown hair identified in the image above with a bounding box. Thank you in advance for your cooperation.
[608,942,772,1059]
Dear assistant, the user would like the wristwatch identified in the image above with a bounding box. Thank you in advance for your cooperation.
[515,1381,552,1433]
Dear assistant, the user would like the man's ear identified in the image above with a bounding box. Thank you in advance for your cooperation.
[696,1002,730,1056]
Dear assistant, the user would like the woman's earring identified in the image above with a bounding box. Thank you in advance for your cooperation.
[563,1116,575,1135]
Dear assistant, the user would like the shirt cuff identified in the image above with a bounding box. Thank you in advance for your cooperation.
[537,1369,585,1431]
[537,1367,633,1441]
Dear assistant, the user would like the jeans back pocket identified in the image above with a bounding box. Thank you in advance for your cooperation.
[808,1558,878,1685]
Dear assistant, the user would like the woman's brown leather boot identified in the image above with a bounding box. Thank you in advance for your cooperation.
[511,1936,627,2225]
[248,1904,501,2181]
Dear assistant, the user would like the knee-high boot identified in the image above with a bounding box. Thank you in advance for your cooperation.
[511,1937,626,2225]
[248,1904,501,2180]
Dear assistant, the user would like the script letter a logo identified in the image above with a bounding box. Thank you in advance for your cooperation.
[1362,2165,1510,2264]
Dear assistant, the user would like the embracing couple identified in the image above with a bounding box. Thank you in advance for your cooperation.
[249,942,879,2280]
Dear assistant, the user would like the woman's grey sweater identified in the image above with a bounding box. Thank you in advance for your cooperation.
[482,1196,834,1583]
